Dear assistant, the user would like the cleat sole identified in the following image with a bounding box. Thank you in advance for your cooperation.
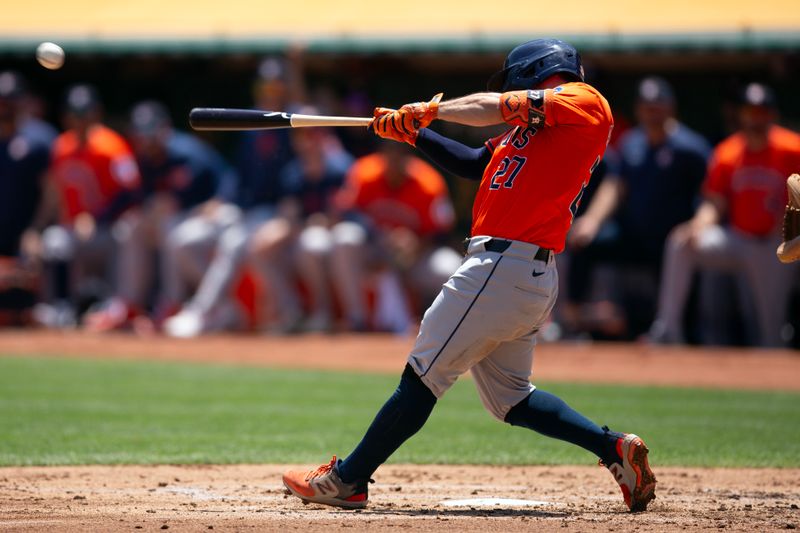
[283,481,368,510]
[628,439,657,512]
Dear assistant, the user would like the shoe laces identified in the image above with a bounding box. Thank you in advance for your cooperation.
[305,456,337,481]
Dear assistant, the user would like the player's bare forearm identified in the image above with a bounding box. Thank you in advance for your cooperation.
[582,177,622,225]
[437,93,505,127]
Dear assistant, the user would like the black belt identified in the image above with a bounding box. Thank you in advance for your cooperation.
[482,238,551,262]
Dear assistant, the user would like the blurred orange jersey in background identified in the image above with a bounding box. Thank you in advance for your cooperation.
[704,125,800,237]
[50,125,140,224]
[339,153,455,236]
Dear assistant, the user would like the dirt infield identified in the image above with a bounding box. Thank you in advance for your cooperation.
[1,331,799,531]
[1,464,798,532]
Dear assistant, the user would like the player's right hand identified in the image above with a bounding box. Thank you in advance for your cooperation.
[371,107,419,145]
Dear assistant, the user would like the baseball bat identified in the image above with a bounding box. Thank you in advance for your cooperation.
[189,108,373,131]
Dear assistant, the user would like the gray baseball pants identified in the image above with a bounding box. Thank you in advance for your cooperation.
[162,205,273,315]
[653,224,798,347]
[407,235,558,421]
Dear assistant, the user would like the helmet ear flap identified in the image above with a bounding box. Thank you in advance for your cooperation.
[521,61,541,78]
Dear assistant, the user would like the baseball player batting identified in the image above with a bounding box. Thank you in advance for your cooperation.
[283,39,657,512]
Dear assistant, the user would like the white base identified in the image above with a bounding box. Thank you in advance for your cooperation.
[439,497,553,508]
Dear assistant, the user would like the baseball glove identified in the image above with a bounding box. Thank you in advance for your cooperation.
[776,173,800,263]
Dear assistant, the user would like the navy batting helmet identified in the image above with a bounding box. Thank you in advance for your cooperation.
[487,39,584,92]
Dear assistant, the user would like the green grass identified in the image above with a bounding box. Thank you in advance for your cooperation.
[0,355,798,467]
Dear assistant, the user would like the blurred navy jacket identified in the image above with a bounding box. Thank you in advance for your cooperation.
[0,128,50,255]
[279,151,353,217]
[616,123,710,253]
[137,131,236,210]
[234,130,294,209]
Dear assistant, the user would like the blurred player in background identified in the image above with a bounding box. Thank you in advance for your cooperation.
[2,71,58,147]
[547,148,620,338]
[332,142,461,332]
[0,72,51,324]
[565,77,709,338]
[84,101,234,331]
[1,72,50,258]
[248,123,353,333]
[650,83,800,347]
[162,57,302,338]
[234,57,300,219]
[28,85,140,327]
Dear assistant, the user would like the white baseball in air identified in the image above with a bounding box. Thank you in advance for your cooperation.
[36,42,65,70]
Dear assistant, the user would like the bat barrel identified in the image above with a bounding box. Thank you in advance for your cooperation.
[189,108,289,131]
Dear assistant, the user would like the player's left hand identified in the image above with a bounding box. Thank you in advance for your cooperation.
[371,107,419,145]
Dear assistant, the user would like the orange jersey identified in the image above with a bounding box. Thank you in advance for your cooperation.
[50,125,140,224]
[472,82,613,252]
[339,153,455,236]
[704,125,800,236]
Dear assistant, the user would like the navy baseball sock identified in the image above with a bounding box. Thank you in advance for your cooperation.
[504,389,621,465]
[337,364,437,484]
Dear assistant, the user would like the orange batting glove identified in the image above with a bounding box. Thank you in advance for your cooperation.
[400,93,444,129]
[399,92,443,128]
[370,93,443,146]
[371,107,418,145]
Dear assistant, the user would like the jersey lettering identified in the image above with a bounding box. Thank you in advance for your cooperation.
[511,127,537,149]
[568,184,587,219]
[476,83,614,253]
[489,156,527,190]
[499,129,515,147]
[589,155,601,174]
[568,155,602,219]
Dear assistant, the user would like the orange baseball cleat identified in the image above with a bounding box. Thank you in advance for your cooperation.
[282,456,371,509]
[601,433,657,512]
